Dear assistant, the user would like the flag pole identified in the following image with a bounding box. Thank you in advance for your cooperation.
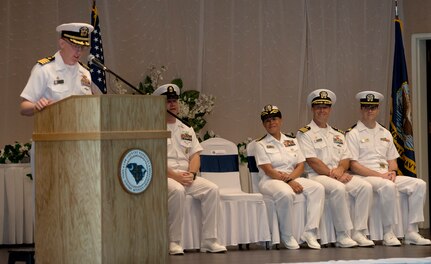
[394,0,399,19]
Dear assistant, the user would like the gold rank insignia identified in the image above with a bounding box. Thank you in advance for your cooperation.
[37,56,55,65]
[360,138,369,143]
[298,126,311,133]
[331,126,345,135]
[380,138,390,142]
[266,145,275,149]
[314,138,323,143]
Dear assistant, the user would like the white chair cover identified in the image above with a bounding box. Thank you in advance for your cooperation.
[0,164,34,244]
[200,137,271,246]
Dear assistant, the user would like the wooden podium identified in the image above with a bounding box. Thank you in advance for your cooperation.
[32,95,170,263]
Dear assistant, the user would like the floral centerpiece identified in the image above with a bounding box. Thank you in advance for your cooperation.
[138,65,216,138]
[0,142,31,164]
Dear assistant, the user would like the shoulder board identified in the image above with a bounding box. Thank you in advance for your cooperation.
[257,134,267,142]
[298,126,311,133]
[37,56,55,65]
[345,124,357,133]
[79,61,90,70]
[331,126,345,135]
[283,132,295,138]
[378,122,387,129]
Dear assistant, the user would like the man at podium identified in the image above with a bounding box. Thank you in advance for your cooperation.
[20,22,94,116]
[153,84,227,255]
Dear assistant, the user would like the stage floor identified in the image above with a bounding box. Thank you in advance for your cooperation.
[0,230,429,263]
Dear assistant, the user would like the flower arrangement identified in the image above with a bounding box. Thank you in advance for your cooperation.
[0,142,31,164]
[237,137,253,164]
[138,65,216,135]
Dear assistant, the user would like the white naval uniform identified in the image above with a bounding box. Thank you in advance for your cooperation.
[254,133,324,241]
[20,51,93,227]
[346,121,426,230]
[20,51,92,102]
[296,120,372,233]
[167,119,221,243]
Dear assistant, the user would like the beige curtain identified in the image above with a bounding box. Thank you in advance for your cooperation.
[1,0,396,146]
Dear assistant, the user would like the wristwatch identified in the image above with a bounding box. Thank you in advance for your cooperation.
[190,172,197,180]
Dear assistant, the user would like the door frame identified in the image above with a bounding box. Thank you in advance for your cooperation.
[411,33,431,228]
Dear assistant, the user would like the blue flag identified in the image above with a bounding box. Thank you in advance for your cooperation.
[389,19,416,177]
[89,1,107,94]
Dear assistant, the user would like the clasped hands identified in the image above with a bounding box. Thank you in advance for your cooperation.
[380,171,396,182]
[278,171,303,194]
[329,167,352,183]
[174,171,195,187]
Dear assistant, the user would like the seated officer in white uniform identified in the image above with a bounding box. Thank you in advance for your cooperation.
[153,84,227,255]
[346,91,431,246]
[296,89,374,248]
[20,23,94,116]
[254,105,325,250]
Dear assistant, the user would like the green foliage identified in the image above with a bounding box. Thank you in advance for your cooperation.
[0,142,31,164]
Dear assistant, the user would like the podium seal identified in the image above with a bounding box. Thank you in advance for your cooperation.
[119,149,153,194]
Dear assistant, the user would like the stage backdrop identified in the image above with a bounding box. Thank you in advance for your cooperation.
[1,0,430,145]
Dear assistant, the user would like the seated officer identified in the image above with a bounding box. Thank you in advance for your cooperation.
[153,84,227,255]
[346,91,431,246]
[254,105,325,250]
[296,89,374,248]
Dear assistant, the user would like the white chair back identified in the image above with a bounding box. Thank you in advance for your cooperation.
[200,137,242,193]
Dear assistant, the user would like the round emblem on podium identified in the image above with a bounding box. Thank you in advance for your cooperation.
[119,149,153,194]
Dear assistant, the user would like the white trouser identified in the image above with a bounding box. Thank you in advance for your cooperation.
[168,177,220,242]
[259,177,324,241]
[395,176,426,226]
[360,175,426,230]
[309,175,372,233]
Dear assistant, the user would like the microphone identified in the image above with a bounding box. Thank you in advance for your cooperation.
[88,54,107,71]
[87,54,190,127]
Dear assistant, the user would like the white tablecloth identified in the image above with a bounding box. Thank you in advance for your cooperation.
[0,163,34,244]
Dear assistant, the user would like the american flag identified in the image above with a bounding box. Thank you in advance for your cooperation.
[89,0,107,94]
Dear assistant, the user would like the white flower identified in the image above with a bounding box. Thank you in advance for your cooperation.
[178,100,191,119]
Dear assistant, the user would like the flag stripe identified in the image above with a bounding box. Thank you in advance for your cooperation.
[89,0,107,94]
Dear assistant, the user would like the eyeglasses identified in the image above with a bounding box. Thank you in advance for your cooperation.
[63,38,88,52]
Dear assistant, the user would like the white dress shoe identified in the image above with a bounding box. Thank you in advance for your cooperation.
[169,242,184,255]
[336,232,358,248]
[383,231,401,246]
[352,231,375,247]
[301,231,321,249]
[282,236,300,250]
[404,232,431,246]
[200,239,227,253]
